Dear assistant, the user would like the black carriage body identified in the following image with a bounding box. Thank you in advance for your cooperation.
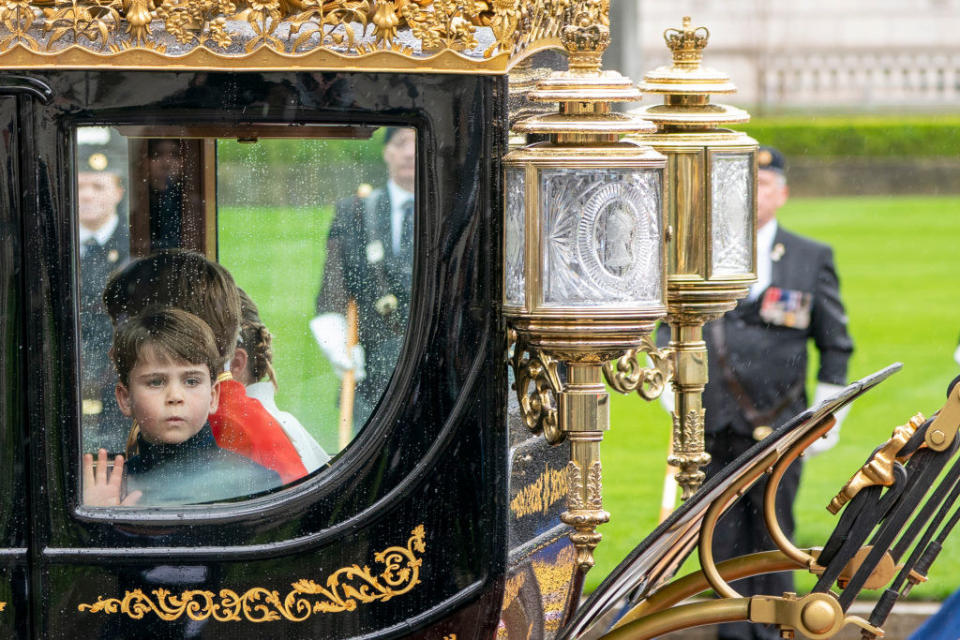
[0,69,577,639]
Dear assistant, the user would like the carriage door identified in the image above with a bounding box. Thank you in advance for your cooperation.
[19,70,504,640]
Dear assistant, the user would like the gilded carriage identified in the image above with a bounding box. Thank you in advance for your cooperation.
[0,2,958,639]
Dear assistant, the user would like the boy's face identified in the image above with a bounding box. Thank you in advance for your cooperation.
[116,344,219,445]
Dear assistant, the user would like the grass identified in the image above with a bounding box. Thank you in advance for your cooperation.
[217,194,960,600]
[588,195,960,599]
[218,205,343,454]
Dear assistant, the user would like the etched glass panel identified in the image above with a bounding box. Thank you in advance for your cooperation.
[505,168,525,307]
[711,152,754,276]
[540,168,662,307]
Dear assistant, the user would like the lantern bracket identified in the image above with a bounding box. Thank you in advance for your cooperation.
[508,328,564,445]
[602,335,674,401]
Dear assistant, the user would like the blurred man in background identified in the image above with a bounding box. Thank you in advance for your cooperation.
[311,128,416,432]
[77,127,130,452]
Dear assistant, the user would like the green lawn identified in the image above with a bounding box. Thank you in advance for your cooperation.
[217,195,960,599]
[588,195,960,599]
[218,205,343,454]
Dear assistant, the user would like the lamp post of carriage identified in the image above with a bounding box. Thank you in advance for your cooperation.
[606,16,760,500]
[503,4,668,571]
[505,14,759,570]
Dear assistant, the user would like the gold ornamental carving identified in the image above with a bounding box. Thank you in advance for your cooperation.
[668,408,709,494]
[0,0,596,72]
[77,525,426,622]
[0,601,6,611]
[602,334,673,401]
[562,459,608,570]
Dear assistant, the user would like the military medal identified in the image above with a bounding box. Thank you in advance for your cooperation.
[759,286,812,329]
[771,242,785,262]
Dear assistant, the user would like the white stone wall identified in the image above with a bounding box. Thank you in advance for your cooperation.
[622,0,960,111]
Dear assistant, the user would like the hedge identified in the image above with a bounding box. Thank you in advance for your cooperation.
[737,115,960,158]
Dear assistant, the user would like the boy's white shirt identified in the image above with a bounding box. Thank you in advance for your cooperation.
[245,381,331,471]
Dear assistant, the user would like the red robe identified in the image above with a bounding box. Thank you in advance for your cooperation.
[210,378,307,484]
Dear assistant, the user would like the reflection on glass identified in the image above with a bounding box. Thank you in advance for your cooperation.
[76,125,414,507]
[77,127,131,454]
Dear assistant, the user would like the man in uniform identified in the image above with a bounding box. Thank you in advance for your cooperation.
[77,127,131,452]
[311,127,416,429]
[659,146,854,640]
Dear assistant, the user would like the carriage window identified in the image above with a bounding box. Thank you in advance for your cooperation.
[75,125,415,508]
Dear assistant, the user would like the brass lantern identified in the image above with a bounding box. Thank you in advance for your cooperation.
[630,16,759,498]
[504,4,667,572]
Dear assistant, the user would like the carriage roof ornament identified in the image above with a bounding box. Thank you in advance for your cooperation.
[0,0,586,73]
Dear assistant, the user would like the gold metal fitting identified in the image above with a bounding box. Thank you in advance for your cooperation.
[602,335,674,401]
[926,380,960,451]
[827,413,924,515]
[750,592,883,640]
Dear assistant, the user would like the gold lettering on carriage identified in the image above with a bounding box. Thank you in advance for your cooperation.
[509,464,568,518]
[76,525,426,623]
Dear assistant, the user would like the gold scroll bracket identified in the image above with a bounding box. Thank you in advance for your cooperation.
[508,328,563,444]
[602,335,673,401]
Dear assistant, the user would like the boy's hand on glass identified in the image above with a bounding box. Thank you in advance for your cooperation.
[82,448,142,506]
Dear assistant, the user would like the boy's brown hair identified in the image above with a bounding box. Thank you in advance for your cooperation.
[103,249,241,370]
[112,308,220,386]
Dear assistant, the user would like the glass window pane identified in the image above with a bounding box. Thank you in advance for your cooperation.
[75,125,415,508]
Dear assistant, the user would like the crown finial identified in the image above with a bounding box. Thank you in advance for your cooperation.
[560,0,611,75]
[663,16,710,69]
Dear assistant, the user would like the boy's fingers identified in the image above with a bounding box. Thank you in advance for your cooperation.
[82,453,94,487]
[95,448,108,484]
[109,455,125,487]
[121,491,142,506]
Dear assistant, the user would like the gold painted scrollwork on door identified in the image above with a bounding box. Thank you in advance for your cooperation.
[77,525,426,622]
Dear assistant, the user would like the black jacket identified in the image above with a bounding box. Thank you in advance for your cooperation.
[79,220,130,452]
[125,425,282,505]
[316,188,412,424]
[659,225,854,437]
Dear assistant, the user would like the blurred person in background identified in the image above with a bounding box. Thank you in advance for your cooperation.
[657,146,854,640]
[77,127,130,453]
[311,127,416,431]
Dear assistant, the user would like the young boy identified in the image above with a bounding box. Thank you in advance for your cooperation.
[101,249,308,483]
[83,308,281,506]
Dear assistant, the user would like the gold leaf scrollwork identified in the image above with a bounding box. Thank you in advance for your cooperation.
[681,408,704,452]
[508,329,563,444]
[77,525,426,623]
[402,0,479,52]
[509,463,568,518]
[482,0,516,57]
[602,335,673,401]
[0,0,609,71]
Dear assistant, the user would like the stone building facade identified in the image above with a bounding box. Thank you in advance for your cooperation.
[610,0,960,113]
